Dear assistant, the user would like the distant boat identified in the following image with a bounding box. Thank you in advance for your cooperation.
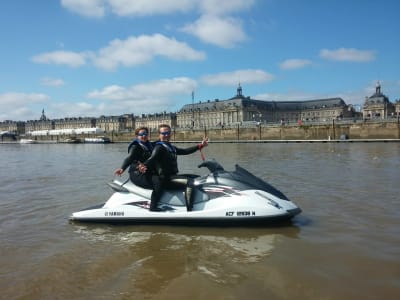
[84,137,111,143]
[63,137,81,144]
[20,138,37,144]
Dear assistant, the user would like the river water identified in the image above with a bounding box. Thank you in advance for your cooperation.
[1,142,399,299]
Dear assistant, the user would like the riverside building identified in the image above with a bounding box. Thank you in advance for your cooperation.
[363,82,396,119]
[177,84,355,128]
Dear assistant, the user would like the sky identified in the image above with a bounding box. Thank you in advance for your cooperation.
[1,0,399,122]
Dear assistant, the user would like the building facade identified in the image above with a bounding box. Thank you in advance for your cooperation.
[0,120,26,135]
[135,112,177,131]
[177,84,353,128]
[53,117,96,130]
[363,82,395,119]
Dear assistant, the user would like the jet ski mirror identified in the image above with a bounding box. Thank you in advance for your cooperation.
[198,160,225,172]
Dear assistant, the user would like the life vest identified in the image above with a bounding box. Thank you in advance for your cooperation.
[128,138,153,153]
[155,141,177,159]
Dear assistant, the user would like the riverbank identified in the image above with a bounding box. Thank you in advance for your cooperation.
[3,120,400,143]
[2,138,400,144]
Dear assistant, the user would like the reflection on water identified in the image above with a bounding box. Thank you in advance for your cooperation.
[1,142,400,299]
[67,224,300,298]
[74,224,300,264]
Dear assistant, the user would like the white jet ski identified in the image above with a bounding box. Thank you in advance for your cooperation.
[69,160,301,225]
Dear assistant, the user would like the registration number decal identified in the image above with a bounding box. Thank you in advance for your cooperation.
[226,211,256,217]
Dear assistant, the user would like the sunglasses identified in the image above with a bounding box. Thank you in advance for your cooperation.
[159,131,171,136]
[138,132,148,137]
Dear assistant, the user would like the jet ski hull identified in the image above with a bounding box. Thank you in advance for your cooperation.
[70,161,302,226]
[70,190,301,225]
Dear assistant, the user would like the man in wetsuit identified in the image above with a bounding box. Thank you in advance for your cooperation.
[140,124,208,211]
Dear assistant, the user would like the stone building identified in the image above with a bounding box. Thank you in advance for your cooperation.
[53,117,96,130]
[395,100,400,118]
[96,115,134,132]
[177,84,353,128]
[135,112,177,131]
[0,120,25,135]
[25,109,54,133]
[363,82,395,119]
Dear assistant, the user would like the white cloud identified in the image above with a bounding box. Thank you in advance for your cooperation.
[41,77,66,87]
[87,77,197,102]
[320,48,375,62]
[181,15,247,48]
[201,69,274,86]
[280,59,312,70]
[0,93,50,121]
[86,77,198,114]
[32,50,89,67]
[61,0,254,17]
[93,34,205,70]
[61,0,105,18]
[60,0,253,48]
[32,34,205,71]
[51,101,103,118]
[0,92,49,106]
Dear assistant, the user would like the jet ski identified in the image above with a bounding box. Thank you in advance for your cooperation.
[69,160,301,225]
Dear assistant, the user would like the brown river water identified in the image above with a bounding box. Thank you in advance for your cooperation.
[1,142,399,299]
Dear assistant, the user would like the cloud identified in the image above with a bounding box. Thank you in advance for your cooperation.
[320,48,375,62]
[280,59,312,70]
[0,93,50,121]
[0,92,49,106]
[180,15,247,48]
[201,69,274,86]
[41,77,66,87]
[61,0,254,18]
[60,0,253,48]
[86,77,198,114]
[93,34,206,70]
[32,34,205,70]
[87,77,197,101]
[51,101,103,118]
[32,50,89,67]
[61,0,105,18]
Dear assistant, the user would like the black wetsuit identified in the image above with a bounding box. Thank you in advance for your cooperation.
[144,141,199,210]
[120,139,153,189]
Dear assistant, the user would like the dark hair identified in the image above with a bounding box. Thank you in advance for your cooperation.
[134,126,149,136]
[158,124,171,133]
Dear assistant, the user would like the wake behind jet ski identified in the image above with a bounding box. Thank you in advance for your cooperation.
[69,159,302,225]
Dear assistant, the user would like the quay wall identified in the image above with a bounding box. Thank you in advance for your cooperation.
[24,121,400,142]
[111,121,400,142]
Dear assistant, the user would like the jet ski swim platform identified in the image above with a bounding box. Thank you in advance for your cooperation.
[69,160,301,225]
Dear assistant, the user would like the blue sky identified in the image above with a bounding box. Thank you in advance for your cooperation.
[1,0,399,121]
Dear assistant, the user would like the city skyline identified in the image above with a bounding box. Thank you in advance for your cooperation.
[1,0,399,122]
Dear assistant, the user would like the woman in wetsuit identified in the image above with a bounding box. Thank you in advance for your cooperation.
[114,127,153,189]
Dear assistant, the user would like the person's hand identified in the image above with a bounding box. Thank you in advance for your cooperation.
[201,137,209,148]
[114,168,124,176]
[137,163,147,173]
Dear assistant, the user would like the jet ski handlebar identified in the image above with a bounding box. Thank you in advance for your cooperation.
[197,160,225,172]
